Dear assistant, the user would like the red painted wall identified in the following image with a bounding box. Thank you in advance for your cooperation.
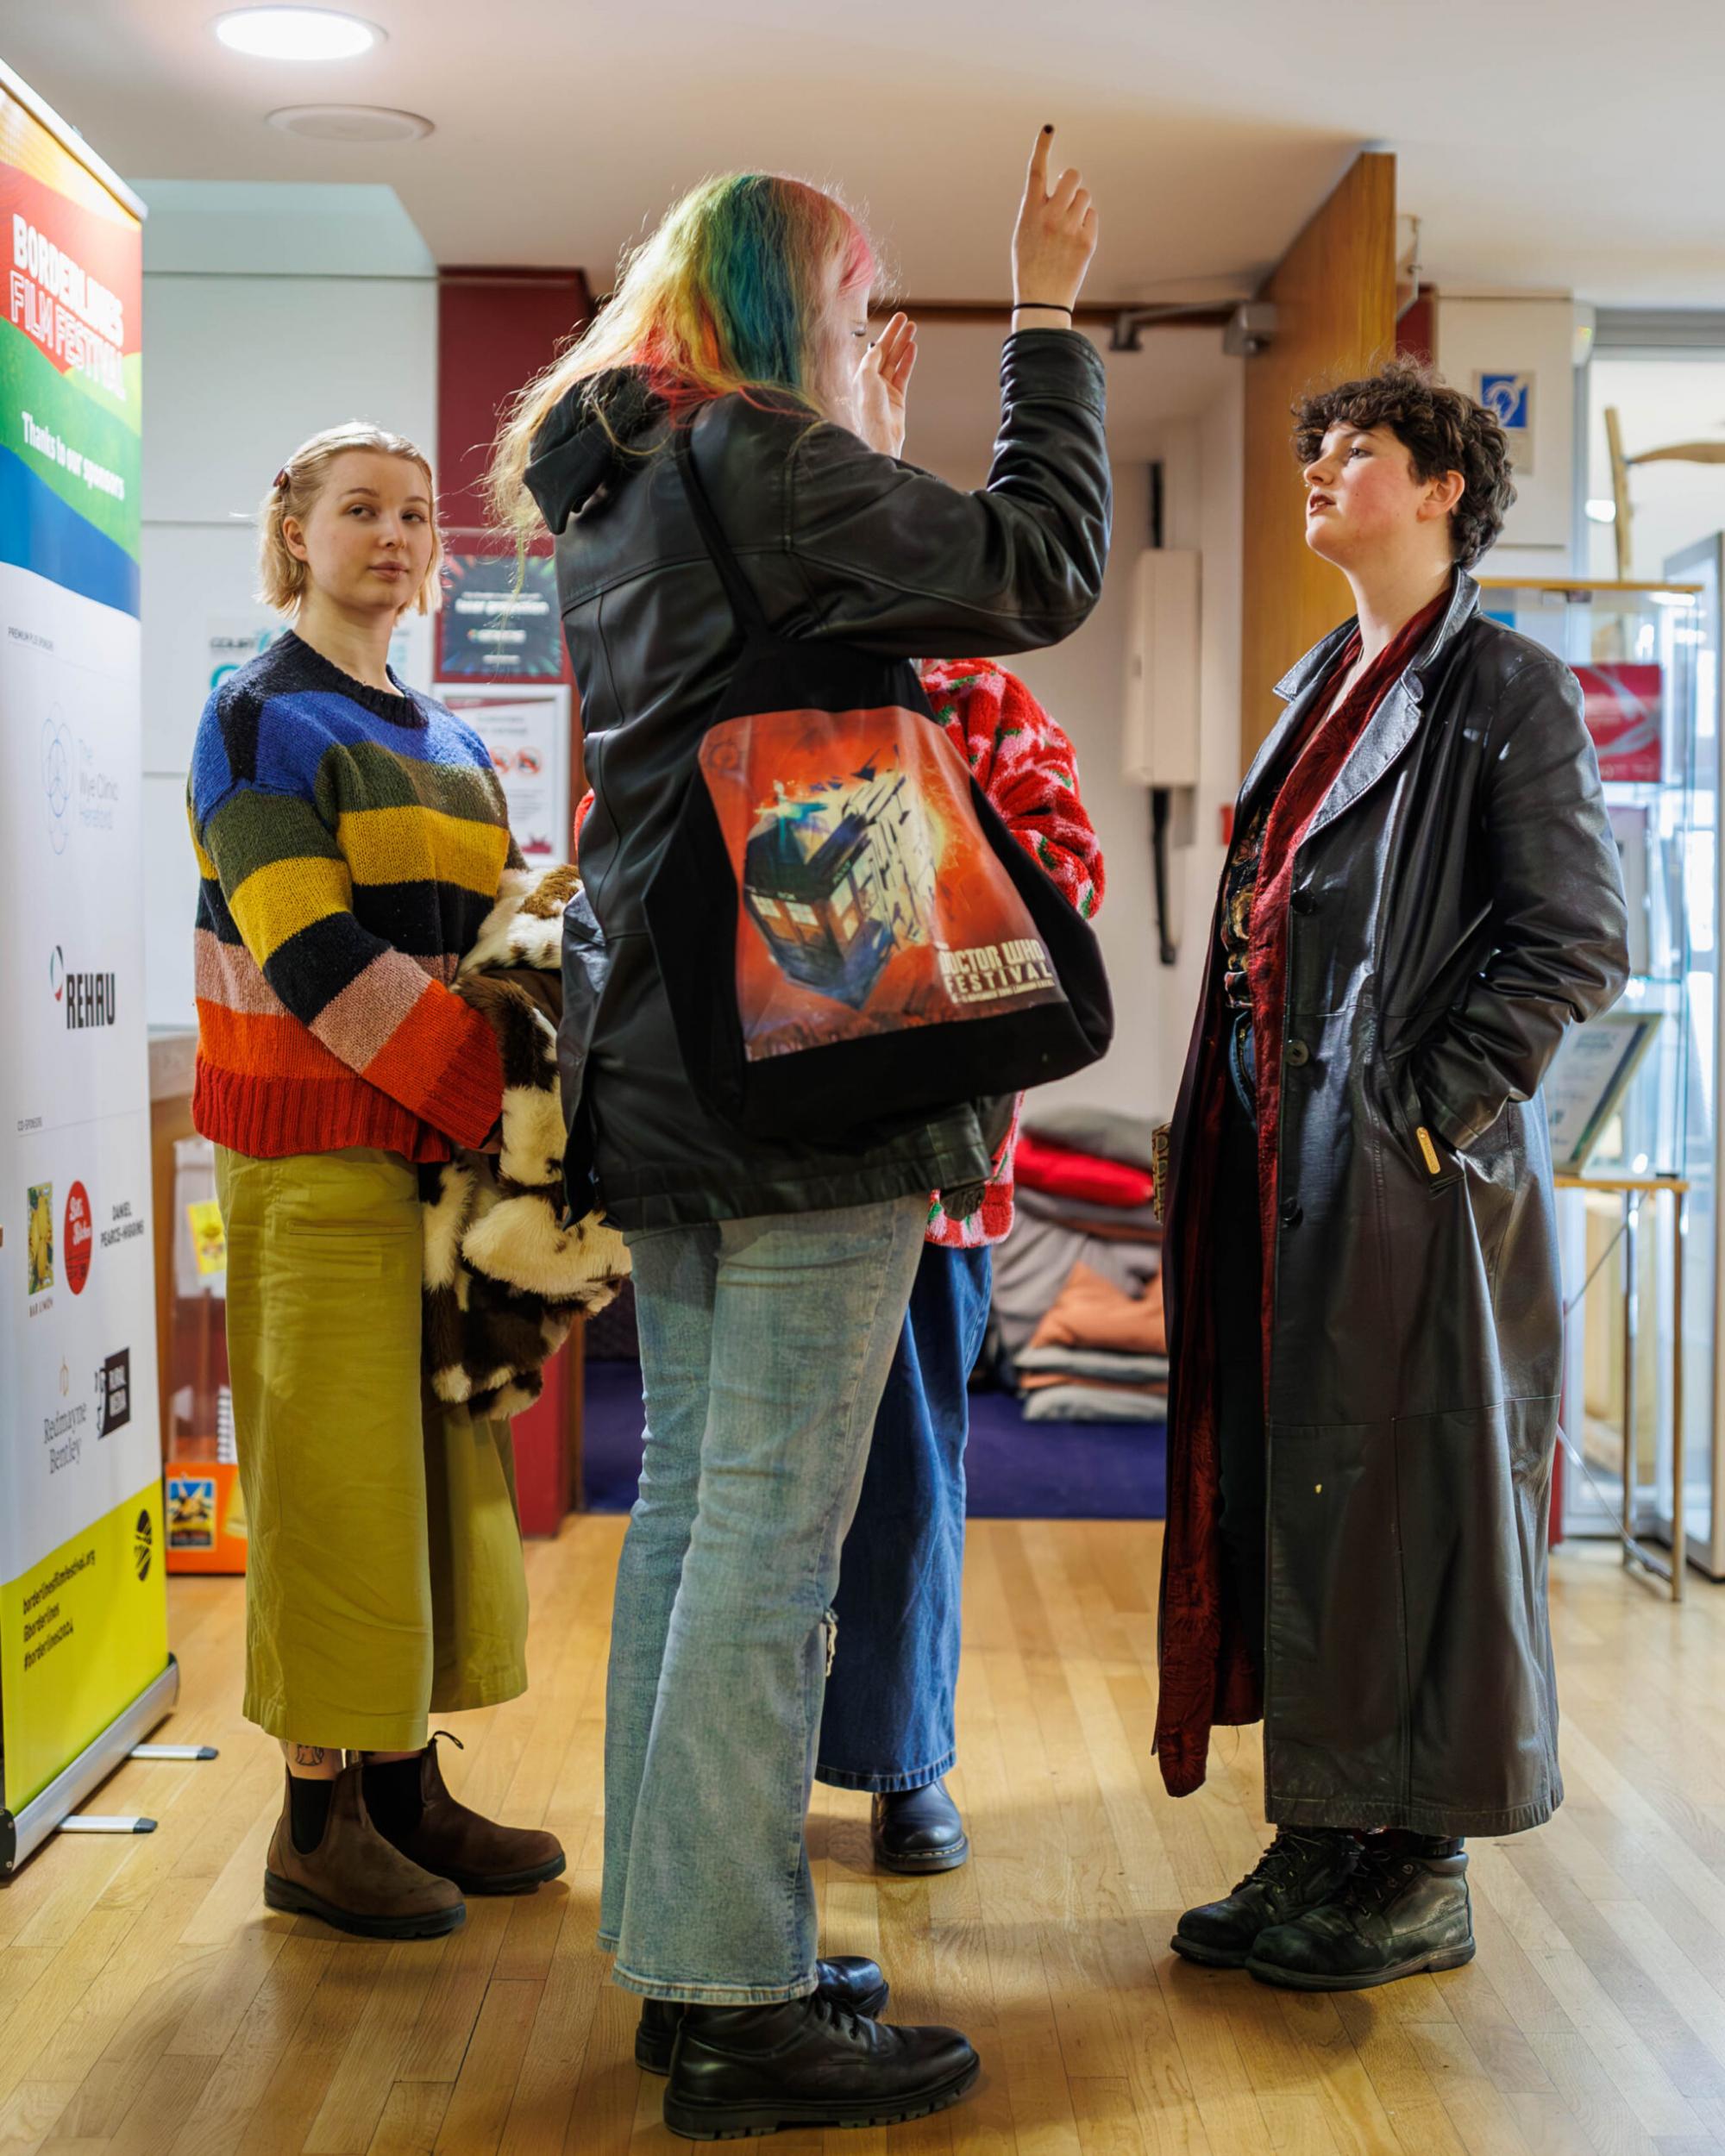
[437,265,592,545]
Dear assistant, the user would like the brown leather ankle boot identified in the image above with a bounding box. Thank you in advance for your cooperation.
[264,1764,466,1939]
[380,1733,566,1896]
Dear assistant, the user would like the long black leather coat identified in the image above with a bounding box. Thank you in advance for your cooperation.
[1158,572,1630,1836]
[526,334,1111,1231]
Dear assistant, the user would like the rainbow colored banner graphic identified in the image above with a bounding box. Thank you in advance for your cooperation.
[0,87,141,616]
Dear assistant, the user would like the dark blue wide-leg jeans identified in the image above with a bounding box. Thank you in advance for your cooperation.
[815,1242,993,1794]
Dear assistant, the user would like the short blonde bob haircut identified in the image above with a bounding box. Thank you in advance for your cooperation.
[258,421,442,617]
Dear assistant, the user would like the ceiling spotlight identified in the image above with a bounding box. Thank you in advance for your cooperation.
[1584,498,1618,523]
[214,9,382,60]
[268,104,432,141]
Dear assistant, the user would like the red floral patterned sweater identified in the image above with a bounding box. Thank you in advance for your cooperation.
[570,657,1103,1248]
[915,659,1103,1247]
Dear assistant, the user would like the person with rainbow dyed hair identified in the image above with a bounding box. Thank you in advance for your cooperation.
[489,129,1107,2140]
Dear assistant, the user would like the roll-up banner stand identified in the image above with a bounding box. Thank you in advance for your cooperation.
[0,61,175,1875]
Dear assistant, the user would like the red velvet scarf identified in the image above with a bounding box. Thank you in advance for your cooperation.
[1245,592,1448,1382]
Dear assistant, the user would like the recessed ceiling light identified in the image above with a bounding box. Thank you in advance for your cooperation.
[1584,498,1618,523]
[214,9,382,61]
[268,103,432,141]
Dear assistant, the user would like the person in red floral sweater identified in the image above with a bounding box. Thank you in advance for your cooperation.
[815,655,1103,1871]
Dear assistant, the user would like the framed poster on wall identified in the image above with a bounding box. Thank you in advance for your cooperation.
[436,682,574,862]
[438,554,564,680]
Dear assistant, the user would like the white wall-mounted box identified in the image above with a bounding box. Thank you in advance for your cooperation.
[1121,547,1201,787]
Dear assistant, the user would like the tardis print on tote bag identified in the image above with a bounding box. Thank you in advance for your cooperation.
[643,427,1111,1144]
[706,704,1066,1048]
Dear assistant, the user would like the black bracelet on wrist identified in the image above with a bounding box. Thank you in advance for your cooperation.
[1012,300,1075,317]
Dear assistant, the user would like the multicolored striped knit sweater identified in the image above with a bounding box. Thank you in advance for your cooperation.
[187,632,518,1163]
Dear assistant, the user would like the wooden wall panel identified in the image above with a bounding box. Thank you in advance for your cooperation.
[1239,152,1398,764]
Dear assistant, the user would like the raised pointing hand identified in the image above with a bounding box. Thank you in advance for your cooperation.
[1012,126,1098,317]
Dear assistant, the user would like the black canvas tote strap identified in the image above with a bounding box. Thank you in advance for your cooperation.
[672,422,773,640]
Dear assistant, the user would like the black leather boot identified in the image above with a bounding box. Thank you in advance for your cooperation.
[662,1993,979,2140]
[871,1780,969,1874]
[1246,1835,1474,1990]
[1171,1828,1359,1968]
[637,1956,889,2075]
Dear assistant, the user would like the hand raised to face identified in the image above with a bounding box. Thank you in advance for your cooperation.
[850,311,918,460]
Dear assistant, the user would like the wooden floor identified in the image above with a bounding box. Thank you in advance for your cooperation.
[4,1519,1725,2156]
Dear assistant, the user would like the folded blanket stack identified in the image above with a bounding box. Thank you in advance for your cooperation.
[1018,1261,1168,1423]
[989,1101,1164,1346]
[987,1102,1167,1425]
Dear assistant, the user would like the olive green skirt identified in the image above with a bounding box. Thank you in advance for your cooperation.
[216,1146,530,1751]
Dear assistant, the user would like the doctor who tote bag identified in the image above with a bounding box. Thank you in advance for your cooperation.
[641,423,1112,1144]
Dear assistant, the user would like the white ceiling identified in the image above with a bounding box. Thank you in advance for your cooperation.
[4,0,1721,307]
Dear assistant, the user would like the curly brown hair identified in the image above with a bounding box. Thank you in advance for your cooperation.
[1291,357,1516,570]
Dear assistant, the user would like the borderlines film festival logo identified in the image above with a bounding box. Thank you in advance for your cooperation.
[49,945,116,1029]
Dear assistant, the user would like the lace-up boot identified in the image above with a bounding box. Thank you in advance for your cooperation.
[1247,1834,1473,1990]
[1172,1829,1360,1968]
[637,1957,888,2075]
[662,1990,978,2140]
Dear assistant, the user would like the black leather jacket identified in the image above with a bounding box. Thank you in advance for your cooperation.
[1157,571,1630,1832]
[528,332,1112,1230]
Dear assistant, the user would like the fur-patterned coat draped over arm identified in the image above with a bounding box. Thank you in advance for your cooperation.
[420,863,629,1419]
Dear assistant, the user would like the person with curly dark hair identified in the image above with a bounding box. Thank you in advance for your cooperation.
[1156,357,1628,1990]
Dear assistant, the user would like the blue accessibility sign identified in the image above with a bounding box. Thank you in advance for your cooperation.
[1477,373,1532,430]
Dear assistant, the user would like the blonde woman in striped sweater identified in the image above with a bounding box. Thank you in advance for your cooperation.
[187,423,564,1939]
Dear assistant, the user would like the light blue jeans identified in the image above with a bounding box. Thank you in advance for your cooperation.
[599,1195,928,2003]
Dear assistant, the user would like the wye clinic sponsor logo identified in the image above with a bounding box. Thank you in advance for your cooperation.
[38,717,122,853]
[41,711,72,855]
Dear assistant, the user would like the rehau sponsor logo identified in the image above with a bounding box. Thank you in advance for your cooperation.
[49,945,116,1028]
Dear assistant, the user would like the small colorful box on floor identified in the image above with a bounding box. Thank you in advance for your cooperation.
[166,1459,248,1574]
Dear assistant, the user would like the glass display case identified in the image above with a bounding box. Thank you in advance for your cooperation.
[1665,536,1725,1579]
[1477,579,1713,1575]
